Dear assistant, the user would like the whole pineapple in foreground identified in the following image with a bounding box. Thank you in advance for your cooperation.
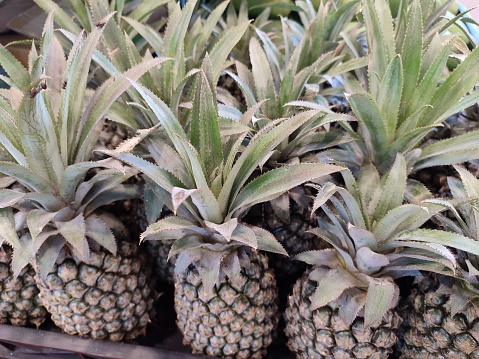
[285,155,479,358]
[104,57,343,357]
[401,165,479,358]
[0,14,163,340]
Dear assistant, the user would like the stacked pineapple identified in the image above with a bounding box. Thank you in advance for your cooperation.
[400,166,479,358]
[103,56,343,356]
[0,13,164,340]
[2,0,479,359]
[284,155,479,357]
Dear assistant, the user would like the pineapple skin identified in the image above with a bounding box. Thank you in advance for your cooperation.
[248,197,324,283]
[145,239,176,285]
[174,251,278,358]
[0,246,47,327]
[35,241,156,341]
[285,270,401,359]
[400,276,479,359]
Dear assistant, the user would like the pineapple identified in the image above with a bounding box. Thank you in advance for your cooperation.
[319,0,479,178]
[227,16,359,281]
[0,14,164,340]
[0,244,47,327]
[285,155,479,358]
[103,56,343,357]
[401,165,479,358]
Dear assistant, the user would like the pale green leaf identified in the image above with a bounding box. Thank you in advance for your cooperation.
[0,189,25,208]
[377,56,403,142]
[27,209,57,241]
[310,267,363,310]
[364,278,398,328]
[36,235,66,279]
[56,214,88,261]
[250,225,288,256]
[230,163,343,217]
[85,215,117,255]
[349,93,388,166]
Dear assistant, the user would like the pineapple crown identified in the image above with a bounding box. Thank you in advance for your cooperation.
[0,13,164,278]
[226,0,365,121]
[46,0,250,125]
[319,0,479,175]
[102,56,343,296]
[295,155,479,328]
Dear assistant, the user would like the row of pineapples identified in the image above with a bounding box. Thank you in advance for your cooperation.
[0,0,479,358]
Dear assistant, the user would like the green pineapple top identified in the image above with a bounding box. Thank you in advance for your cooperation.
[0,14,163,277]
[103,56,343,296]
[296,154,479,328]
[319,0,479,175]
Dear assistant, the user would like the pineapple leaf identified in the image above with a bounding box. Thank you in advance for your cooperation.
[0,161,56,194]
[373,204,439,242]
[414,130,479,171]
[85,215,117,255]
[355,247,389,275]
[372,154,407,223]
[364,278,398,328]
[349,93,388,166]
[0,189,26,208]
[141,216,206,242]
[55,214,88,261]
[310,267,363,311]
[218,111,320,214]
[294,249,341,268]
[400,0,423,115]
[27,209,58,241]
[204,218,238,242]
[36,235,66,279]
[362,0,393,98]
[230,163,343,217]
[33,0,82,34]
[396,229,479,257]
[199,249,224,298]
[0,45,30,91]
[348,225,378,251]
[250,225,288,256]
[231,223,258,249]
[377,55,402,143]
[0,207,21,249]
[19,92,64,188]
[208,20,250,80]
[190,61,223,178]
[421,45,479,127]
[249,37,277,118]
[144,183,163,225]
[338,288,366,326]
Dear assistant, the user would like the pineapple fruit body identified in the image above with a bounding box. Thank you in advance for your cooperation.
[260,201,322,282]
[285,270,401,359]
[145,239,176,285]
[0,246,47,327]
[35,241,156,341]
[401,276,479,358]
[174,251,278,358]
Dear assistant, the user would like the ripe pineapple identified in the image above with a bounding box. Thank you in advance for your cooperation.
[0,244,47,327]
[285,155,479,358]
[0,14,164,340]
[103,57,343,357]
[401,165,479,358]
